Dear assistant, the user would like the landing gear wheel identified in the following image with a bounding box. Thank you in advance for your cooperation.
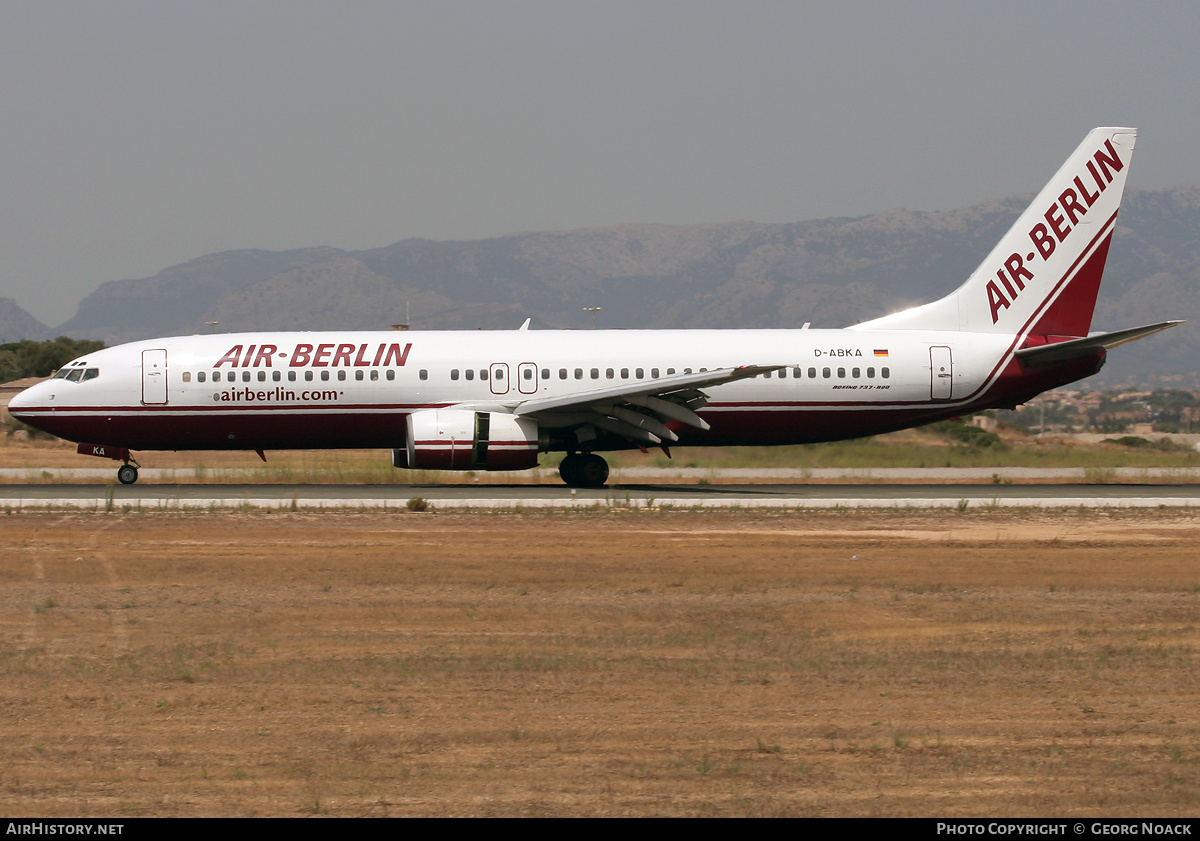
[558,454,583,487]
[117,464,138,485]
[576,454,609,488]
[558,453,609,488]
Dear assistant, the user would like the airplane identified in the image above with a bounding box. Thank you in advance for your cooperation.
[9,127,1181,488]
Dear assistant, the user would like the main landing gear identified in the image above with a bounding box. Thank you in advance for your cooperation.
[558,453,609,488]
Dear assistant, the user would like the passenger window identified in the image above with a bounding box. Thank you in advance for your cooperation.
[182,372,191,383]
[620,368,629,379]
[852,368,860,378]
[523,369,533,380]
[882,367,890,378]
[305,371,313,382]
[242,371,251,382]
[258,371,267,382]
[590,368,599,379]
[321,371,330,381]
[792,367,801,378]
[288,371,296,382]
[450,369,460,381]
[541,368,550,379]
[494,369,504,381]
[419,369,428,381]
[465,369,474,380]
[355,370,363,381]
[808,368,816,378]
[273,371,282,382]
[667,368,676,375]
[212,371,221,382]
[480,369,488,381]
[838,368,845,378]
[198,372,206,383]
[822,368,831,378]
[605,368,614,379]
[387,370,396,381]
[636,368,644,378]
[574,368,583,379]
[867,368,875,378]
[651,368,660,378]
[370,370,379,381]
[559,369,567,380]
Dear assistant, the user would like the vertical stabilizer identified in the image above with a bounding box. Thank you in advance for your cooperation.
[850,127,1136,336]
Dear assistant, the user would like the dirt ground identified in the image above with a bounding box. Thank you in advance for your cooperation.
[1,508,1198,817]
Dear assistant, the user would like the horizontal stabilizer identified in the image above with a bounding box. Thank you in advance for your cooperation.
[1014,321,1184,365]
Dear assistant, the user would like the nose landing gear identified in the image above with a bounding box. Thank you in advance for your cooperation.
[75,443,140,484]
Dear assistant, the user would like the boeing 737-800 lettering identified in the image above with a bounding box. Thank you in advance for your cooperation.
[9,128,1180,487]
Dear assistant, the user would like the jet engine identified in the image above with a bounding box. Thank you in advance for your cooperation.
[393,409,542,471]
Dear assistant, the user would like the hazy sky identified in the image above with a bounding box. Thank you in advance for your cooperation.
[4,1,1200,325]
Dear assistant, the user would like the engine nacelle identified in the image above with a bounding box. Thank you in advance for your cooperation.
[393,409,541,471]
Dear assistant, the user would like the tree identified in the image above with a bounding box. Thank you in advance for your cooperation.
[0,337,105,383]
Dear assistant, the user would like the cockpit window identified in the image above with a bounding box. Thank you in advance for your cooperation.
[51,366,99,382]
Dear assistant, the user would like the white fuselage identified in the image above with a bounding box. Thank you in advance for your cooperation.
[9,326,1073,454]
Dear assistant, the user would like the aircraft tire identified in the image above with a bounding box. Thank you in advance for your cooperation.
[117,464,138,485]
[558,454,583,487]
[576,454,609,488]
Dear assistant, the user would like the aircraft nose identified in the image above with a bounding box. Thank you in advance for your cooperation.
[7,381,49,416]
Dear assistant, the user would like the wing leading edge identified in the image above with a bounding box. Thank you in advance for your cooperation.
[509,364,786,446]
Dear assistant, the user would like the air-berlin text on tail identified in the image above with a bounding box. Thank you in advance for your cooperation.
[986,139,1125,323]
[213,342,413,369]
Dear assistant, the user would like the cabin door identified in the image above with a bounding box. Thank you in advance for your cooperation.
[929,346,953,400]
[517,362,538,395]
[142,349,168,405]
[489,362,510,395]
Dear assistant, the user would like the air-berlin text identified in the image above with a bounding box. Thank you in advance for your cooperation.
[213,342,412,369]
[986,138,1124,323]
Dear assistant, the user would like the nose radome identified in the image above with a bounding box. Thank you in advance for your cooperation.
[7,382,48,414]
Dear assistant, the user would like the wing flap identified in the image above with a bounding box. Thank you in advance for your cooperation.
[512,364,782,419]
[511,363,785,446]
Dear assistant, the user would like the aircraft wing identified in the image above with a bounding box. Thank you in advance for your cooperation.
[1015,321,1184,365]
[508,364,786,446]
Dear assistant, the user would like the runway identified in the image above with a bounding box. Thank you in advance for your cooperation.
[2,482,1199,509]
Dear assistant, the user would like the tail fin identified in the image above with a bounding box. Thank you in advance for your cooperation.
[850,127,1136,337]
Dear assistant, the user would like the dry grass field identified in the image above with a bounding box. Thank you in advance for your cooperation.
[1,508,1198,817]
